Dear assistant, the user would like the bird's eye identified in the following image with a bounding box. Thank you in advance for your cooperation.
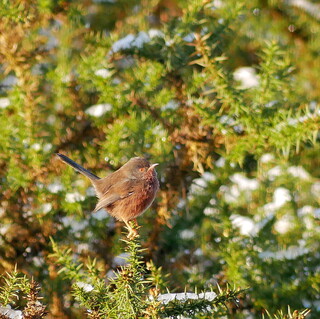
[139,167,145,172]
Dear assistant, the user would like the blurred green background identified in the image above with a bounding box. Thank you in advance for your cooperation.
[0,0,319,318]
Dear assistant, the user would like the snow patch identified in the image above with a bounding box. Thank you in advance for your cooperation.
[259,244,309,260]
[47,181,64,193]
[86,186,96,197]
[287,166,310,180]
[162,100,179,110]
[311,182,320,197]
[260,153,274,163]
[65,192,85,203]
[158,292,216,304]
[273,187,291,208]
[220,185,240,203]
[263,187,291,214]
[267,166,282,180]
[274,214,294,234]
[31,143,41,151]
[75,282,94,292]
[180,229,195,240]
[0,97,10,109]
[215,157,225,167]
[86,103,112,117]
[231,215,256,236]
[41,203,52,214]
[289,0,320,20]
[234,67,259,89]
[0,307,22,319]
[94,68,112,78]
[61,216,88,232]
[203,207,218,216]
[148,29,164,38]
[230,173,259,191]
[112,32,149,52]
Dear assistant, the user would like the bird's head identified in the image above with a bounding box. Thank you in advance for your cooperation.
[122,157,158,179]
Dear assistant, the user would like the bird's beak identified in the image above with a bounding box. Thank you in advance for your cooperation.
[148,163,159,171]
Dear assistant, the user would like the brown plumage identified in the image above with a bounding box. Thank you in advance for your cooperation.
[56,153,159,238]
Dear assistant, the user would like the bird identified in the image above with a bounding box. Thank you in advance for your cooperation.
[56,153,159,239]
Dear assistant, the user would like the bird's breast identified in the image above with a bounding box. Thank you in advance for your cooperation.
[107,177,159,221]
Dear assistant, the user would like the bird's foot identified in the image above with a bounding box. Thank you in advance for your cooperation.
[124,220,139,240]
[127,228,138,240]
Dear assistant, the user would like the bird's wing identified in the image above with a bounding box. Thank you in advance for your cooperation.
[93,179,135,212]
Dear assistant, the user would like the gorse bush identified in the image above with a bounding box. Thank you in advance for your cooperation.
[50,229,243,318]
[0,0,319,318]
[0,235,308,319]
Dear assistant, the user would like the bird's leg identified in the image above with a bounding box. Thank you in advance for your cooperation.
[123,220,138,239]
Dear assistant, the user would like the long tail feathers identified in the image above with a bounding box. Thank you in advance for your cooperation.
[56,153,100,180]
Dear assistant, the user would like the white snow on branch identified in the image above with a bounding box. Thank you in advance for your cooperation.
[259,242,309,260]
[148,29,165,38]
[311,181,320,197]
[234,67,259,89]
[297,205,319,230]
[288,0,320,20]
[219,173,259,204]
[0,307,22,319]
[220,185,240,203]
[75,281,94,292]
[162,100,180,110]
[287,166,310,180]
[276,109,320,130]
[41,203,52,214]
[112,34,135,51]
[263,187,291,214]
[65,191,85,203]
[183,33,195,42]
[85,103,112,117]
[47,181,64,193]
[260,153,274,163]
[273,187,292,208]
[0,97,10,109]
[267,166,282,181]
[230,215,256,236]
[180,229,195,240]
[31,143,41,151]
[215,157,225,167]
[61,216,88,232]
[94,68,113,78]
[230,173,259,191]
[86,186,96,197]
[274,214,294,234]
[203,207,219,216]
[189,177,208,195]
[211,0,224,9]
[230,212,274,237]
[265,100,278,108]
[158,291,217,304]
[111,29,164,53]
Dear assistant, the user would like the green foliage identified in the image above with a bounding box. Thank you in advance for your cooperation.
[0,0,319,318]
[0,271,46,319]
[50,227,244,318]
[0,267,29,306]
[264,308,311,319]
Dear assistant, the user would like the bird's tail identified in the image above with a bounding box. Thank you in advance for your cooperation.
[56,153,100,180]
